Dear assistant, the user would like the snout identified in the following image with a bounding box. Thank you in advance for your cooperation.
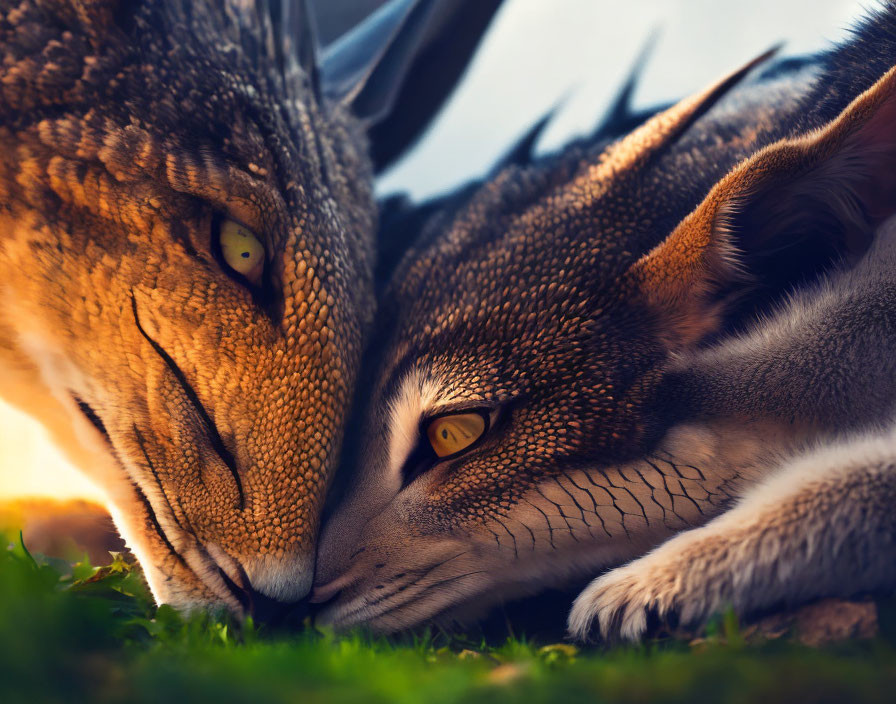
[310,531,489,633]
[238,551,315,604]
[228,574,311,626]
[202,545,315,625]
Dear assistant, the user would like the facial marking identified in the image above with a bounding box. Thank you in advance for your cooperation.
[385,367,446,479]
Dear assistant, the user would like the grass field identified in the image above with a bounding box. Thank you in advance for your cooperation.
[2,533,895,704]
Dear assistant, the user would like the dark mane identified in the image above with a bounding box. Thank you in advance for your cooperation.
[794,0,896,133]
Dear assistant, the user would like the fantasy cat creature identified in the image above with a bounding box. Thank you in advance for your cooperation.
[314,4,896,640]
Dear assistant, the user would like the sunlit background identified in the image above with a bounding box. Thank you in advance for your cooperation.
[0,0,864,503]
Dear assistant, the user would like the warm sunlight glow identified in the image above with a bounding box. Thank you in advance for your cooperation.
[0,399,105,502]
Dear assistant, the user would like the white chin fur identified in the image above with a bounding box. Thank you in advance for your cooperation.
[239,551,315,602]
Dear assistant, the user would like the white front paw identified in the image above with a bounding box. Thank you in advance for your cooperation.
[568,556,682,642]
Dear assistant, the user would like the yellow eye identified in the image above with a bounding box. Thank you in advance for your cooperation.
[219,218,265,284]
[426,412,487,458]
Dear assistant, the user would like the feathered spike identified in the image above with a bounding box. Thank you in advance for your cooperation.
[494,100,566,171]
[590,28,660,141]
[365,0,504,171]
[275,0,320,102]
[588,45,781,183]
[225,1,320,104]
[320,0,502,169]
[321,0,435,122]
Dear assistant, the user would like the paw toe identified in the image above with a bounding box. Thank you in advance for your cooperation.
[569,571,653,642]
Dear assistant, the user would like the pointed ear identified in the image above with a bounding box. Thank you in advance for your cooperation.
[630,65,896,348]
[321,0,431,114]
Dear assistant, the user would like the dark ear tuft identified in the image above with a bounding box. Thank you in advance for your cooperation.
[579,47,778,191]
[494,101,564,171]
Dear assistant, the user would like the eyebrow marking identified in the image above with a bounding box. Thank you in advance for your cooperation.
[384,366,445,480]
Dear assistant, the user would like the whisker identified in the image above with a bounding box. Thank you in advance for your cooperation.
[371,570,489,623]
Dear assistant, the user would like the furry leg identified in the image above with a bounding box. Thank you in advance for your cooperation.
[568,426,896,642]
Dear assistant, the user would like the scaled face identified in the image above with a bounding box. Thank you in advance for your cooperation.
[313,153,696,630]
[311,54,814,630]
[0,1,374,612]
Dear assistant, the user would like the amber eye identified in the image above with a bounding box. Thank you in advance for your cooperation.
[218,218,265,285]
[426,412,487,458]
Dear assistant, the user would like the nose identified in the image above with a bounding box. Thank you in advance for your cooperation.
[216,563,310,627]
[244,585,310,627]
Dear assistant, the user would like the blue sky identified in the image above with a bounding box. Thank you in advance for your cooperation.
[381,0,865,199]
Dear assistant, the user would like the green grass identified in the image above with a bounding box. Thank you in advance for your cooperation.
[2,534,895,704]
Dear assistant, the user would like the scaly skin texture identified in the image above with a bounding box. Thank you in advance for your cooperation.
[0,0,375,612]
[313,63,808,630]
[316,6,896,635]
